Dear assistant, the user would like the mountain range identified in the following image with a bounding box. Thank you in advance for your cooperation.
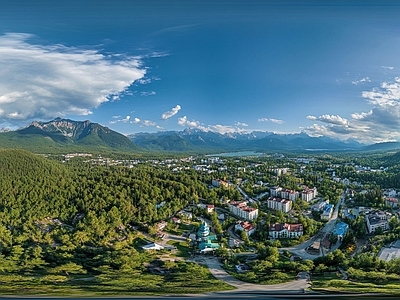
[0,118,140,153]
[0,118,399,154]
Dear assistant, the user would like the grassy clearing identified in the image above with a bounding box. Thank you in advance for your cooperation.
[167,240,191,258]
[311,275,400,296]
[223,264,296,285]
[0,264,234,296]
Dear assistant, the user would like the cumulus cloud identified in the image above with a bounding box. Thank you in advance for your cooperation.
[161,104,181,120]
[178,116,201,127]
[258,117,283,124]
[317,114,349,126]
[110,115,131,124]
[382,66,394,70]
[352,77,371,85]
[0,33,146,121]
[235,121,248,127]
[305,77,400,143]
[177,116,249,134]
[142,120,157,127]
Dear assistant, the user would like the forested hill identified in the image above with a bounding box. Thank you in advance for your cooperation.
[0,118,142,153]
[0,149,221,275]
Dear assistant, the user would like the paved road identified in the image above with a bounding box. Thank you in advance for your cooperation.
[281,196,343,260]
[197,257,310,293]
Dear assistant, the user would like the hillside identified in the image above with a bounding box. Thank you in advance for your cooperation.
[0,118,142,153]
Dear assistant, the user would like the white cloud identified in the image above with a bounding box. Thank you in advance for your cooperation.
[178,116,201,127]
[235,121,248,127]
[352,77,371,85]
[109,115,130,124]
[305,77,400,143]
[140,91,156,96]
[208,124,236,134]
[161,104,181,120]
[317,114,349,126]
[132,117,141,123]
[258,117,283,124]
[0,33,146,121]
[138,78,152,85]
[382,66,394,70]
[141,120,157,127]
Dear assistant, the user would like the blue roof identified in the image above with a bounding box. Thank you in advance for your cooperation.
[323,204,334,213]
[333,221,349,236]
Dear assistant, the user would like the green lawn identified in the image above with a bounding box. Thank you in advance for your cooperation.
[0,264,234,296]
[166,240,191,258]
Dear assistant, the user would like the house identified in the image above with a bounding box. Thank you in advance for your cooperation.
[235,220,256,236]
[172,217,181,224]
[332,221,349,241]
[268,223,303,239]
[142,243,164,251]
[311,200,329,211]
[212,179,229,188]
[366,211,390,233]
[206,205,215,213]
[266,197,292,213]
[385,197,399,208]
[321,204,334,220]
[228,201,259,220]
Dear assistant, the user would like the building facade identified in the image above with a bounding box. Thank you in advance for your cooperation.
[235,221,256,236]
[228,201,259,220]
[266,197,292,213]
[366,211,390,233]
[268,223,303,239]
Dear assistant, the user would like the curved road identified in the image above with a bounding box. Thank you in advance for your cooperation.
[196,257,310,293]
[281,197,343,260]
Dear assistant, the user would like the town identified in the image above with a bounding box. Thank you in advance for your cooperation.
[60,151,400,293]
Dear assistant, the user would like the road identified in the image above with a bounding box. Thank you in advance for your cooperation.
[196,257,310,293]
[281,196,343,260]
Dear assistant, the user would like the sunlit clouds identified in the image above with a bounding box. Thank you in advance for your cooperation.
[0,33,145,121]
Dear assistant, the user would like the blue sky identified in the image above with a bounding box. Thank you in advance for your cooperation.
[1,1,400,143]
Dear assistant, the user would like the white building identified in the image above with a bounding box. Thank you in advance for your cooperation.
[266,197,292,213]
[269,223,303,239]
[270,186,282,197]
[235,221,256,236]
[301,187,318,202]
[228,201,259,220]
[321,204,334,220]
[366,211,390,233]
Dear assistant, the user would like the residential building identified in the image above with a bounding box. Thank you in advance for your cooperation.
[366,211,390,233]
[270,186,282,197]
[302,187,317,202]
[235,221,256,236]
[321,204,334,220]
[268,223,303,239]
[269,186,299,201]
[228,201,259,220]
[311,200,329,211]
[266,197,292,213]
